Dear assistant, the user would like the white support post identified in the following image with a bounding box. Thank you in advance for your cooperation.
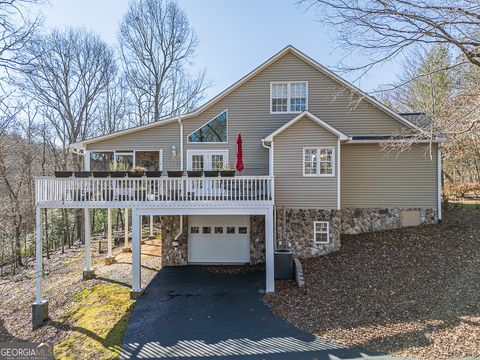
[105,208,114,264]
[32,206,48,328]
[83,208,94,279]
[107,208,112,257]
[35,206,43,304]
[131,209,143,298]
[124,208,129,248]
[265,207,275,293]
[149,215,154,237]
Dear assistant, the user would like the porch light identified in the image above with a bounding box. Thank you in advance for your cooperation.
[171,145,176,157]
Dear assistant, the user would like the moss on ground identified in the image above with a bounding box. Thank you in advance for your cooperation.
[54,283,133,360]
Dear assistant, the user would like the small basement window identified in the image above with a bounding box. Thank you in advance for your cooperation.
[313,221,329,244]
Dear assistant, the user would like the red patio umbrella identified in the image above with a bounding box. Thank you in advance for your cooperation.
[236,133,244,172]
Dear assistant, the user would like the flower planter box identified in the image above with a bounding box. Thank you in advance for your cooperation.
[54,171,73,178]
[127,172,145,178]
[110,171,126,178]
[203,170,218,177]
[167,171,184,178]
[74,171,91,178]
[187,171,202,177]
[93,171,110,178]
[145,171,162,178]
[220,170,236,177]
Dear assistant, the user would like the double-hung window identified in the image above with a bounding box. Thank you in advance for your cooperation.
[313,221,330,244]
[270,81,307,113]
[303,147,335,176]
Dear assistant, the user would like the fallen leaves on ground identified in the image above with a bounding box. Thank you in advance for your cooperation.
[265,204,480,360]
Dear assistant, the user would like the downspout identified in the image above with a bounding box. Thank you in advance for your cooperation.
[173,114,184,247]
[261,139,273,176]
[172,215,183,247]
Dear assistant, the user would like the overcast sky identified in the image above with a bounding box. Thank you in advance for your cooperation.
[43,0,401,101]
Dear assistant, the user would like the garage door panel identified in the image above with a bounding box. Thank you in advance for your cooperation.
[188,216,250,264]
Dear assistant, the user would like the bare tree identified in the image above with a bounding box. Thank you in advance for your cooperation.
[18,27,116,242]
[19,27,117,168]
[119,0,209,124]
[301,0,480,72]
[0,0,44,72]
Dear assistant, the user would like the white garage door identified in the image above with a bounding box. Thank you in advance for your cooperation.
[188,215,250,264]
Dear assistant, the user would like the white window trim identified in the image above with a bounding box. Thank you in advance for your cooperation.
[89,150,163,171]
[187,109,228,144]
[270,81,308,114]
[186,149,229,171]
[302,146,335,177]
[313,221,330,244]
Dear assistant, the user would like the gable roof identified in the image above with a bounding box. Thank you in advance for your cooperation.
[71,45,421,149]
[264,111,348,142]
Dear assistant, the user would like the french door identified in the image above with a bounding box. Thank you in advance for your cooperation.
[187,150,228,197]
[187,150,228,172]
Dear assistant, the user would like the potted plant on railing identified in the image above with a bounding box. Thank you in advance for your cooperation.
[127,166,146,178]
[109,162,127,178]
[220,165,236,177]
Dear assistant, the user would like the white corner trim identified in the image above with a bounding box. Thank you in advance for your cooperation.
[265,111,348,142]
[337,140,341,210]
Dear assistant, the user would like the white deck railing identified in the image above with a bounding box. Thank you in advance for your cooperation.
[35,176,274,208]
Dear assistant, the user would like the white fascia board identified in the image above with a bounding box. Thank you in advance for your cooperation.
[264,111,349,142]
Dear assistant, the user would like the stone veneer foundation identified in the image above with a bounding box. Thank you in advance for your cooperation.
[159,208,437,265]
[161,215,188,266]
[341,207,437,234]
[276,208,342,258]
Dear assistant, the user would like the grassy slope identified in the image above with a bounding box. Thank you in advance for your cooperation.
[54,283,133,360]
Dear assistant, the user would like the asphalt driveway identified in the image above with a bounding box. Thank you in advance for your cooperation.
[121,266,383,359]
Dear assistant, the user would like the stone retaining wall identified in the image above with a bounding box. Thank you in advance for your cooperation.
[159,208,437,265]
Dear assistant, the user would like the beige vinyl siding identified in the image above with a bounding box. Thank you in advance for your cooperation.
[86,51,408,176]
[86,121,180,170]
[341,143,437,208]
[273,117,338,209]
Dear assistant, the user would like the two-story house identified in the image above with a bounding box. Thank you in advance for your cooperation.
[32,46,443,327]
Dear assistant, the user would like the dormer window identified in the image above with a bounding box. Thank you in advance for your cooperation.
[270,81,307,114]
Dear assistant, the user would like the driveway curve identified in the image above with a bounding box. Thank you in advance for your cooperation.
[121,266,381,360]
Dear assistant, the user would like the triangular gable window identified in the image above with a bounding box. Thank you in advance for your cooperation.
[188,110,227,143]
